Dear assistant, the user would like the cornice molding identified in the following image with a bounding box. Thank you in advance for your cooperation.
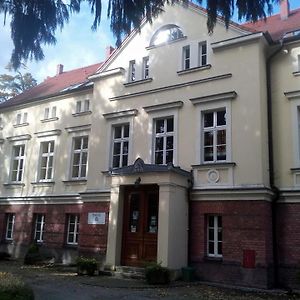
[143,101,183,113]
[103,109,138,120]
[65,124,91,133]
[285,90,300,100]
[190,91,237,105]
[34,129,62,138]
[7,134,31,142]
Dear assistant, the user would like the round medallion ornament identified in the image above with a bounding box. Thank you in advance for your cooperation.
[207,169,220,183]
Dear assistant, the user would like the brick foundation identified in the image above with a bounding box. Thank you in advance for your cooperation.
[0,202,109,264]
[277,203,300,289]
[189,200,274,288]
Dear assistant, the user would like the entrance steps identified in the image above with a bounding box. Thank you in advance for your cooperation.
[109,266,146,280]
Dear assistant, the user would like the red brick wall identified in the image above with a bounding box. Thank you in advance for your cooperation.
[0,202,110,259]
[190,200,274,288]
[277,203,300,288]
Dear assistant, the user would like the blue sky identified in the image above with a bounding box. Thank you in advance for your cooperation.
[0,0,299,83]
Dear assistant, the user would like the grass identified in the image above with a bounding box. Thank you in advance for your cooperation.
[0,272,34,300]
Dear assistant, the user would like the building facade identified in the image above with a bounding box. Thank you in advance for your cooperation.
[0,0,300,289]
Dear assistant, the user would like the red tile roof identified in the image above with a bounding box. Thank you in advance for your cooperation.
[0,62,102,109]
[243,7,300,41]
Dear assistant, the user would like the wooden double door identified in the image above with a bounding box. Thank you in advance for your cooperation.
[121,185,159,267]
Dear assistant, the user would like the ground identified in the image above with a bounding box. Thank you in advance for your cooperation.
[0,261,299,300]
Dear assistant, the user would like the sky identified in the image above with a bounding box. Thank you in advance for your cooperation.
[0,0,299,83]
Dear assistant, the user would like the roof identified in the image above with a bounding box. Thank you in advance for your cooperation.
[0,62,102,109]
[243,7,300,41]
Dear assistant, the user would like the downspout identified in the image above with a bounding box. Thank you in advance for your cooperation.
[187,171,194,266]
[266,37,285,288]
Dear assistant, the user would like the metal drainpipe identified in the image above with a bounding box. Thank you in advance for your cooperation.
[266,39,284,288]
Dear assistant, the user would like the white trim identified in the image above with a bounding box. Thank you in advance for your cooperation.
[290,98,300,168]
[10,144,26,183]
[35,130,61,138]
[103,109,138,120]
[143,101,183,113]
[67,214,79,245]
[34,214,45,243]
[190,91,237,105]
[65,124,91,133]
[211,32,265,50]
[88,68,125,80]
[7,134,31,142]
[285,90,300,100]
[38,140,55,182]
[207,215,222,258]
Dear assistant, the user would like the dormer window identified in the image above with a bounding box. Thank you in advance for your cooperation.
[150,24,184,47]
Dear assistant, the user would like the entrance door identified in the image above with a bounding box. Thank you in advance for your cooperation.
[121,185,159,267]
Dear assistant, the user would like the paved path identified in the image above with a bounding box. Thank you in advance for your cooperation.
[0,261,298,300]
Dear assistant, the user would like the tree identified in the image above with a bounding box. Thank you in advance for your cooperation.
[0,0,280,70]
[0,70,37,102]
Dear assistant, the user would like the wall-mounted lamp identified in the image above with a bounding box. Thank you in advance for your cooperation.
[134,177,141,187]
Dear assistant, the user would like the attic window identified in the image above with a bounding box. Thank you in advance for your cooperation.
[150,24,184,47]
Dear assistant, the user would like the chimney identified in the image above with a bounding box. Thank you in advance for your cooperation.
[56,64,64,76]
[280,0,290,20]
[105,46,115,59]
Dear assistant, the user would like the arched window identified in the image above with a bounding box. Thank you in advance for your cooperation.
[150,24,184,47]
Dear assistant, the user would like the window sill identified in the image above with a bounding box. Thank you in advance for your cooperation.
[3,182,25,188]
[3,239,14,244]
[41,117,59,123]
[204,256,223,262]
[62,179,87,186]
[192,162,236,168]
[64,244,78,249]
[72,111,92,117]
[293,71,300,77]
[13,123,29,128]
[124,78,153,87]
[177,64,212,75]
[31,181,55,187]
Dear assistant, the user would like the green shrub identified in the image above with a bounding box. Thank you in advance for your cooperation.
[145,262,170,285]
[76,257,98,276]
[24,243,43,265]
[0,272,34,300]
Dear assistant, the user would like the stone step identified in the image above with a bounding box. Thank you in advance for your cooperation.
[114,266,146,280]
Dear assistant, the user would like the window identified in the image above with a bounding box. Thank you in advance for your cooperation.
[154,117,174,164]
[44,108,50,120]
[71,136,88,179]
[39,141,54,181]
[203,110,226,162]
[11,145,25,182]
[207,215,222,258]
[5,213,15,240]
[34,214,45,243]
[198,42,207,66]
[150,24,184,47]
[16,113,22,125]
[75,100,90,114]
[44,106,57,119]
[16,112,28,125]
[143,57,150,79]
[129,60,136,82]
[182,45,190,70]
[67,214,79,245]
[112,124,129,168]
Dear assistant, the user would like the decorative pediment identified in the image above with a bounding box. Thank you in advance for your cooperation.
[109,158,190,177]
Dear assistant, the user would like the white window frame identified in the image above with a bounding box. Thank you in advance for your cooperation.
[67,214,79,245]
[44,107,50,120]
[198,41,207,67]
[202,109,227,163]
[142,56,150,79]
[34,214,45,243]
[207,215,222,258]
[5,213,15,240]
[51,106,57,118]
[70,136,88,179]
[76,101,82,114]
[76,100,90,114]
[129,60,136,82]
[153,117,175,165]
[38,141,55,181]
[291,101,300,167]
[111,123,130,168]
[146,108,179,166]
[10,144,26,182]
[16,113,22,125]
[182,45,190,70]
[196,100,232,165]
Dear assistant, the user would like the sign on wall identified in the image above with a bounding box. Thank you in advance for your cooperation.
[88,212,106,225]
